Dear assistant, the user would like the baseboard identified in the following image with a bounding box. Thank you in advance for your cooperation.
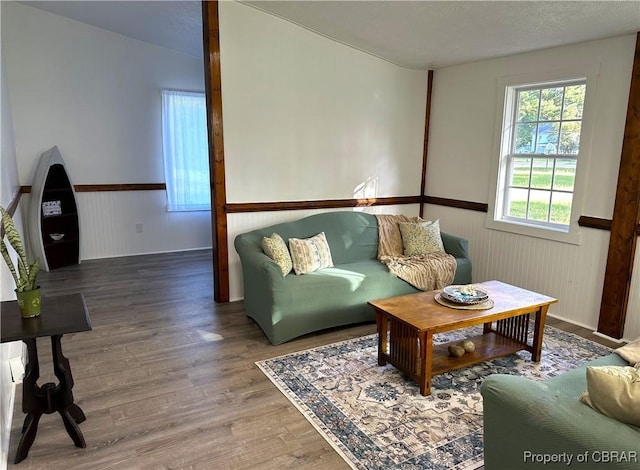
[547,313,630,344]
[592,330,626,344]
[81,246,213,262]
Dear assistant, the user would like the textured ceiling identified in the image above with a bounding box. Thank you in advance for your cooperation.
[246,1,640,68]
[21,1,204,58]
[20,1,640,69]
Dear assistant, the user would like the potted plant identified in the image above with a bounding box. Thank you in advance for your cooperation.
[1,206,41,317]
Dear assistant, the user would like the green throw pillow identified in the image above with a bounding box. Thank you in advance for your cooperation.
[262,233,292,276]
[399,220,445,256]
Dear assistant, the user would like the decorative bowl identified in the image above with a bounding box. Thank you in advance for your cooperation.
[442,285,489,305]
[49,233,65,241]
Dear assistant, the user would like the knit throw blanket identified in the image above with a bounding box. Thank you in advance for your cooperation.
[376,214,456,291]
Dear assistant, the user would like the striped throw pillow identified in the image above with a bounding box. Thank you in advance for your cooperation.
[289,232,334,275]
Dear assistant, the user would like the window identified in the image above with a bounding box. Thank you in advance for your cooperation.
[494,79,587,234]
[161,90,210,212]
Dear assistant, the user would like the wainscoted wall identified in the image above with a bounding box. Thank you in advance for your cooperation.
[1,55,23,469]
[423,34,637,341]
[424,204,639,341]
[65,192,210,261]
[219,2,430,301]
[227,204,421,301]
[2,2,209,261]
[627,254,640,341]
[3,2,637,342]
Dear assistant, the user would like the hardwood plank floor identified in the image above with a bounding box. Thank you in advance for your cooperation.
[6,250,621,469]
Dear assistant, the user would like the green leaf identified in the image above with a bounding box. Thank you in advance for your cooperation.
[1,206,38,291]
[0,239,20,287]
[27,259,40,290]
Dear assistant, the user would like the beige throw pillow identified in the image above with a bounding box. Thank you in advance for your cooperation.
[615,337,640,366]
[399,220,445,256]
[262,233,292,277]
[289,232,334,275]
[579,365,640,427]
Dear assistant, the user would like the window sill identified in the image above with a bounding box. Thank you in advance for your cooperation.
[485,217,583,245]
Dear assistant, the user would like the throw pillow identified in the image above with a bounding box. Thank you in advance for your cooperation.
[579,365,640,427]
[376,214,424,258]
[399,220,445,256]
[615,337,640,365]
[288,232,334,275]
[262,233,292,277]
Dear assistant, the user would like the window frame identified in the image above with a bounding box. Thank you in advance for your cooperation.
[486,66,599,245]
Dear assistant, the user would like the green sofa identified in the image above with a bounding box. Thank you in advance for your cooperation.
[481,353,640,470]
[234,211,472,345]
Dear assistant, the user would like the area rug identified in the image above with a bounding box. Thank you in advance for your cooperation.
[256,325,611,470]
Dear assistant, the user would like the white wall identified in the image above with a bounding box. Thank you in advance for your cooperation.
[220,2,427,203]
[426,35,638,341]
[219,2,428,299]
[1,2,212,261]
[0,52,23,470]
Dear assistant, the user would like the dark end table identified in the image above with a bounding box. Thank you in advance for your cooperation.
[1,293,92,464]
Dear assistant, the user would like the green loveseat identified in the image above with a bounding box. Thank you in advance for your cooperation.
[481,353,640,470]
[234,211,472,345]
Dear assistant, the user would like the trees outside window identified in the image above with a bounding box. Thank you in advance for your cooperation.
[501,81,586,230]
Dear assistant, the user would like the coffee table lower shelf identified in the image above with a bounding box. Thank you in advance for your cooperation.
[430,332,530,374]
[380,331,530,388]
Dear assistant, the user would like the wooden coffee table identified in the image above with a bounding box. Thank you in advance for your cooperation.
[368,280,557,396]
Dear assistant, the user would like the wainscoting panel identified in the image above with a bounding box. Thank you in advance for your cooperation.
[423,205,639,341]
[625,254,640,341]
[227,204,421,301]
[22,192,212,262]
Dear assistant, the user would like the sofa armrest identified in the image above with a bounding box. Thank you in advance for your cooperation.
[234,233,287,342]
[234,235,283,279]
[481,374,640,470]
[441,232,472,284]
[441,231,470,260]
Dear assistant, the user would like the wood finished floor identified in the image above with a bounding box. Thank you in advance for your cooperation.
[6,250,622,470]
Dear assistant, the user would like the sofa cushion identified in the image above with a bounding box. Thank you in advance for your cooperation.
[399,220,445,256]
[579,365,640,427]
[289,232,334,275]
[280,260,418,308]
[262,233,292,276]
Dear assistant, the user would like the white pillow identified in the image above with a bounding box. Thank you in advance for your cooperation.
[288,232,334,275]
[579,365,640,427]
[615,337,640,365]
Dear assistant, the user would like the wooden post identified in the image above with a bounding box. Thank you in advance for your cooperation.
[597,32,640,338]
[420,70,434,219]
[202,0,229,303]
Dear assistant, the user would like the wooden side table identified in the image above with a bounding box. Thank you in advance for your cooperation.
[1,294,92,464]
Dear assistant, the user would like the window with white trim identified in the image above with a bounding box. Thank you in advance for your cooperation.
[496,80,586,232]
[161,90,210,212]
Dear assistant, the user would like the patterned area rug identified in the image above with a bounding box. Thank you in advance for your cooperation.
[256,325,611,470]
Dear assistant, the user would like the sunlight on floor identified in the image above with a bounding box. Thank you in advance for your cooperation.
[197,330,224,342]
